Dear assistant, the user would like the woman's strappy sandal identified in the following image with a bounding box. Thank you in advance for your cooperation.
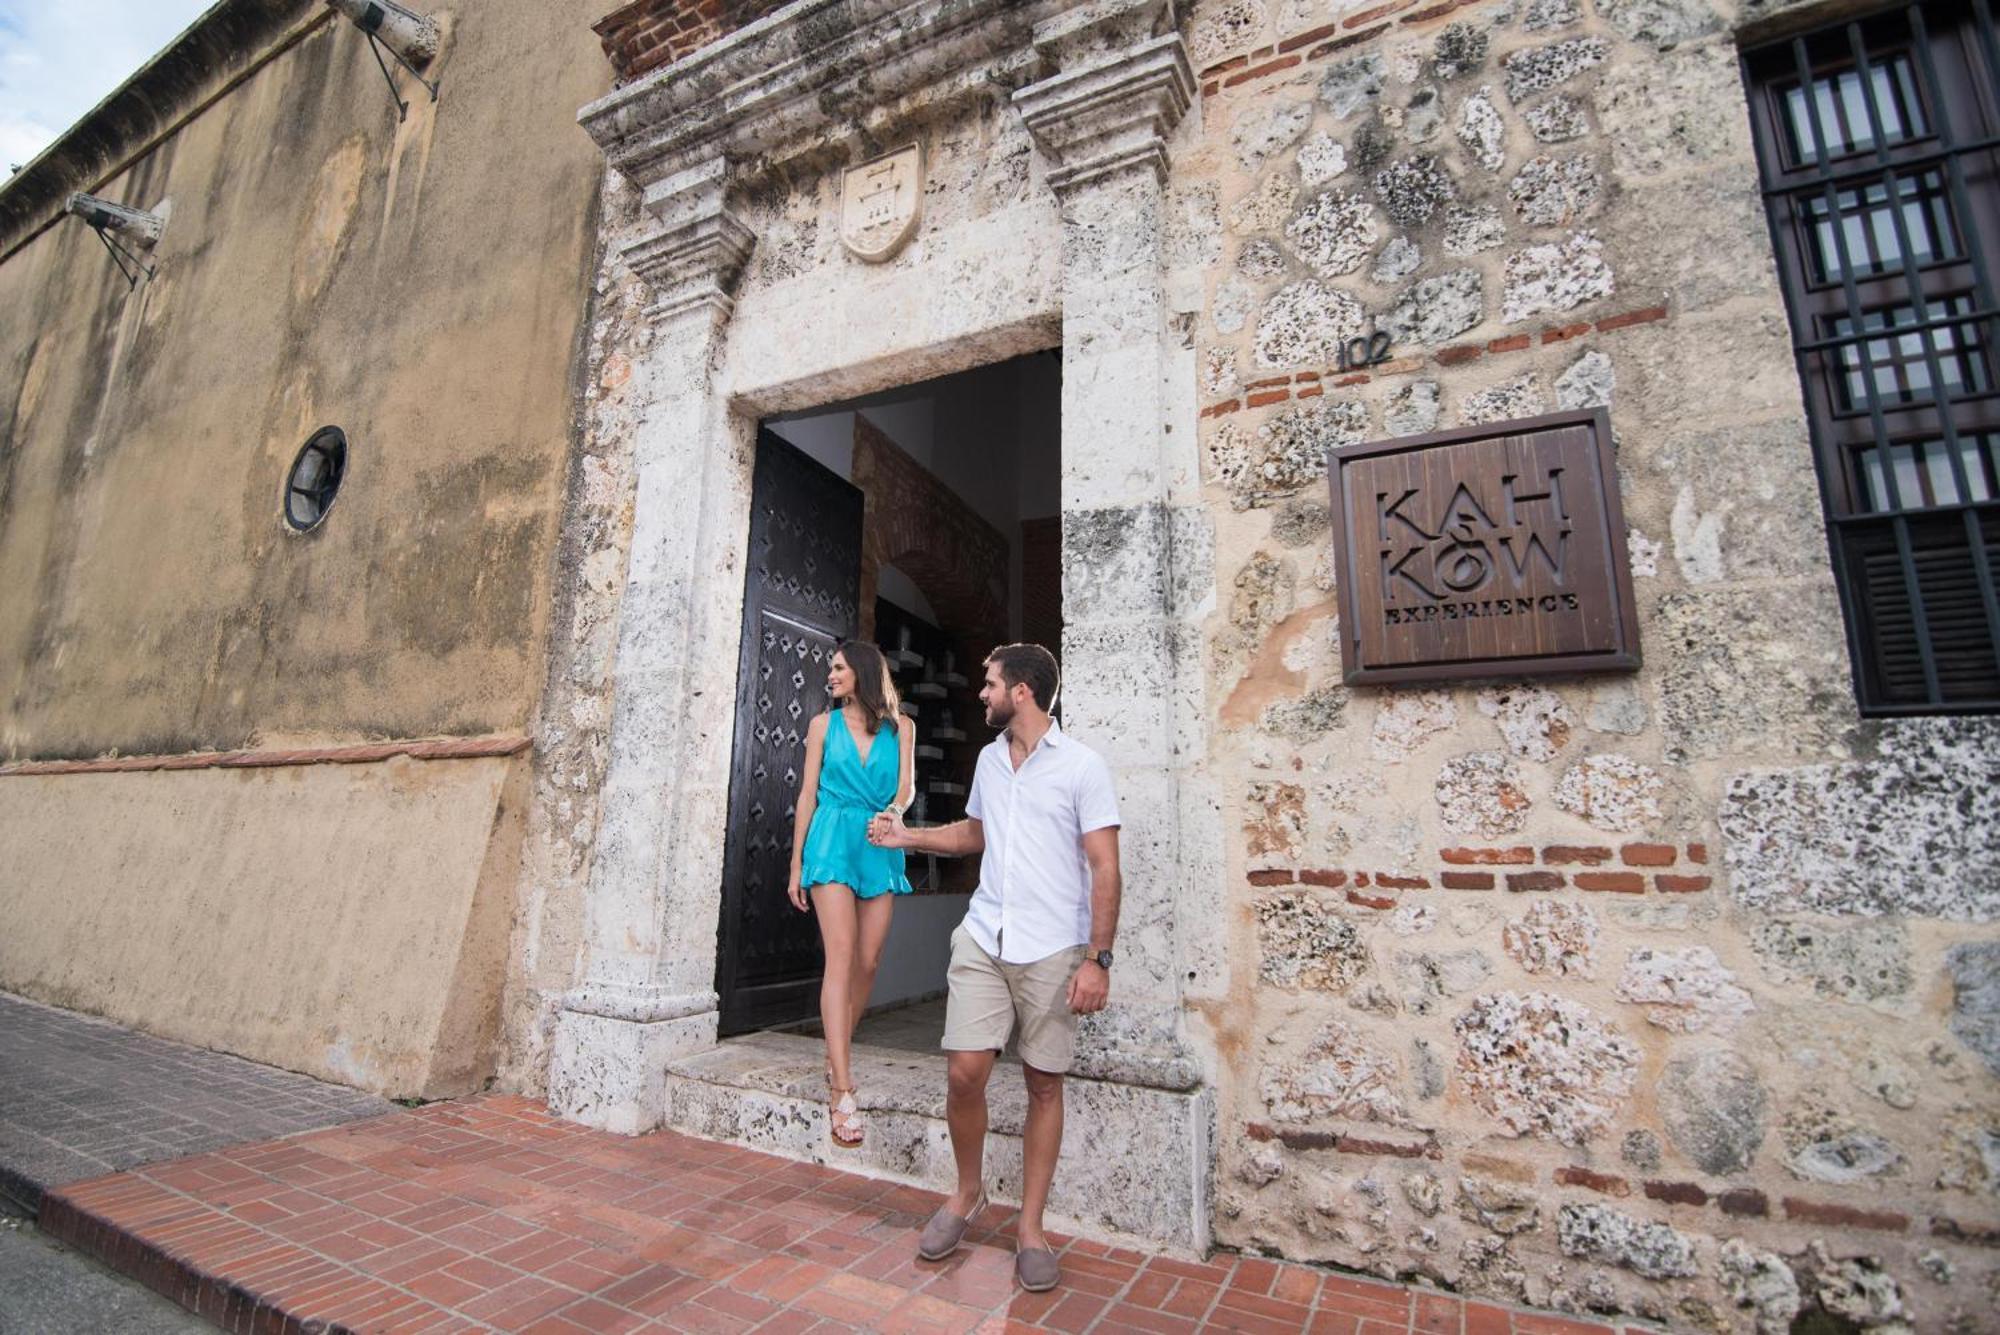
[828,1076,865,1149]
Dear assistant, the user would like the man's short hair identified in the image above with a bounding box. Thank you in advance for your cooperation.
[985,643,1059,712]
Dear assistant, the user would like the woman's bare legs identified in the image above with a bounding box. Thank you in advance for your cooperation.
[814,884,860,1095]
[848,894,895,1047]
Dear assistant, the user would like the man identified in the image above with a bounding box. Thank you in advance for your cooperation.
[867,642,1122,1293]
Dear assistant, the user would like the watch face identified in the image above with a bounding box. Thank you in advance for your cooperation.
[1095,950,1114,969]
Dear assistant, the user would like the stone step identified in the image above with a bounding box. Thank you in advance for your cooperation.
[663,1030,1213,1253]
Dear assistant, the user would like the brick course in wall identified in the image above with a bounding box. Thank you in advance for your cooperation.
[592,0,788,82]
[1196,303,1667,420]
[1243,844,1711,902]
[1198,0,1495,96]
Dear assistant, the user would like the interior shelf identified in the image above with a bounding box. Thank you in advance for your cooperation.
[876,596,983,894]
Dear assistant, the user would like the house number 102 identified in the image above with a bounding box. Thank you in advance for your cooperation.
[1337,331,1392,372]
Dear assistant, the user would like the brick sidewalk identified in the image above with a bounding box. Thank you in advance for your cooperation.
[41,1094,1645,1334]
[0,991,389,1213]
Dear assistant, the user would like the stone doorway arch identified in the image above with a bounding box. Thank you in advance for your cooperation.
[545,0,1217,1249]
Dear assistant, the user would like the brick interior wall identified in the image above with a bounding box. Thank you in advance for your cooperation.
[1019,515,1062,664]
[850,413,1010,662]
[851,413,1010,896]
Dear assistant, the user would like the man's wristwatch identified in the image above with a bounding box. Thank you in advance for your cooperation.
[1087,949,1114,970]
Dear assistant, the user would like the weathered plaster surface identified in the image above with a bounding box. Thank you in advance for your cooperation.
[0,757,524,1098]
[0,1,609,759]
[0,0,610,1098]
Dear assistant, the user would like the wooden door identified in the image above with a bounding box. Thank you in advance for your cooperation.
[715,431,865,1035]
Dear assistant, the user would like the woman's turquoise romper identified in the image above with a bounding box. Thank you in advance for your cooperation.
[800,713,912,899]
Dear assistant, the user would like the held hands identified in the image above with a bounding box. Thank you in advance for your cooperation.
[1067,959,1110,1015]
[868,809,912,848]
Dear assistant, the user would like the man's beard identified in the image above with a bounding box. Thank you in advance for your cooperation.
[984,697,1015,731]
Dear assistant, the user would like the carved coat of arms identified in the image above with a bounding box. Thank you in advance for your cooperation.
[839,144,923,263]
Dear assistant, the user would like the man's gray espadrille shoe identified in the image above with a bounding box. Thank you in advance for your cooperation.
[916,1188,987,1261]
[1015,1245,1061,1292]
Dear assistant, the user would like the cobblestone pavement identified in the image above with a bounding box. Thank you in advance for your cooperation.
[0,1205,210,1334]
[0,991,390,1212]
[44,1095,1647,1334]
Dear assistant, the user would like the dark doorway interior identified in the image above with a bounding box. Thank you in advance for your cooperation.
[713,351,1062,1038]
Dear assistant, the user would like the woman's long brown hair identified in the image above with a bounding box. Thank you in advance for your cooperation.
[833,640,900,734]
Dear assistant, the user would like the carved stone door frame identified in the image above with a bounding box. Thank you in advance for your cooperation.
[546,0,1219,1249]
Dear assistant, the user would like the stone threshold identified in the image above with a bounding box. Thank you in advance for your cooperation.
[669,1031,1025,1128]
[663,1030,1216,1254]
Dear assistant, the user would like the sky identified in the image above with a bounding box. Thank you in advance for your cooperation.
[1,0,216,172]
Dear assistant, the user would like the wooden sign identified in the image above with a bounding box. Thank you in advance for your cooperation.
[1326,407,1640,684]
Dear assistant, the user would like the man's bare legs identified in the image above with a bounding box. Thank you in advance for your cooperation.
[942,1050,1063,1249]
[943,1049,995,1214]
[1018,1064,1063,1251]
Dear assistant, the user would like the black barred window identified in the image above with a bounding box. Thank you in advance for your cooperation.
[1743,2,2000,714]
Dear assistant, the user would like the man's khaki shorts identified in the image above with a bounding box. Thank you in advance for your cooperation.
[941,925,1087,1074]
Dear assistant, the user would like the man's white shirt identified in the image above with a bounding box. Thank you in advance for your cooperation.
[961,719,1121,964]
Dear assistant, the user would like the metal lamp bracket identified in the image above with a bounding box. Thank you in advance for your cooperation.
[91,226,155,289]
[64,193,163,290]
[326,1,442,122]
[365,27,440,122]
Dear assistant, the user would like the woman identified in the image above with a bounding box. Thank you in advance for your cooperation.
[787,639,916,1148]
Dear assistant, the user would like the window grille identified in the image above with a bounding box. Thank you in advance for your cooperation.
[1742,1,2000,714]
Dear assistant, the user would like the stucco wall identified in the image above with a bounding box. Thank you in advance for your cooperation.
[0,0,610,759]
[1182,0,2000,1329]
[0,0,611,1090]
[0,754,525,1098]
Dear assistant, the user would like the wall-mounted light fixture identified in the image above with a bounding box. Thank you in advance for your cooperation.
[65,192,164,289]
[324,0,442,121]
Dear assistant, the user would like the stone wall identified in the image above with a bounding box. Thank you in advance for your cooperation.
[493,176,651,1095]
[523,0,1996,1314]
[1183,0,2000,1330]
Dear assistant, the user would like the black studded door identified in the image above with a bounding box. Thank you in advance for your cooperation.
[715,430,865,1035]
